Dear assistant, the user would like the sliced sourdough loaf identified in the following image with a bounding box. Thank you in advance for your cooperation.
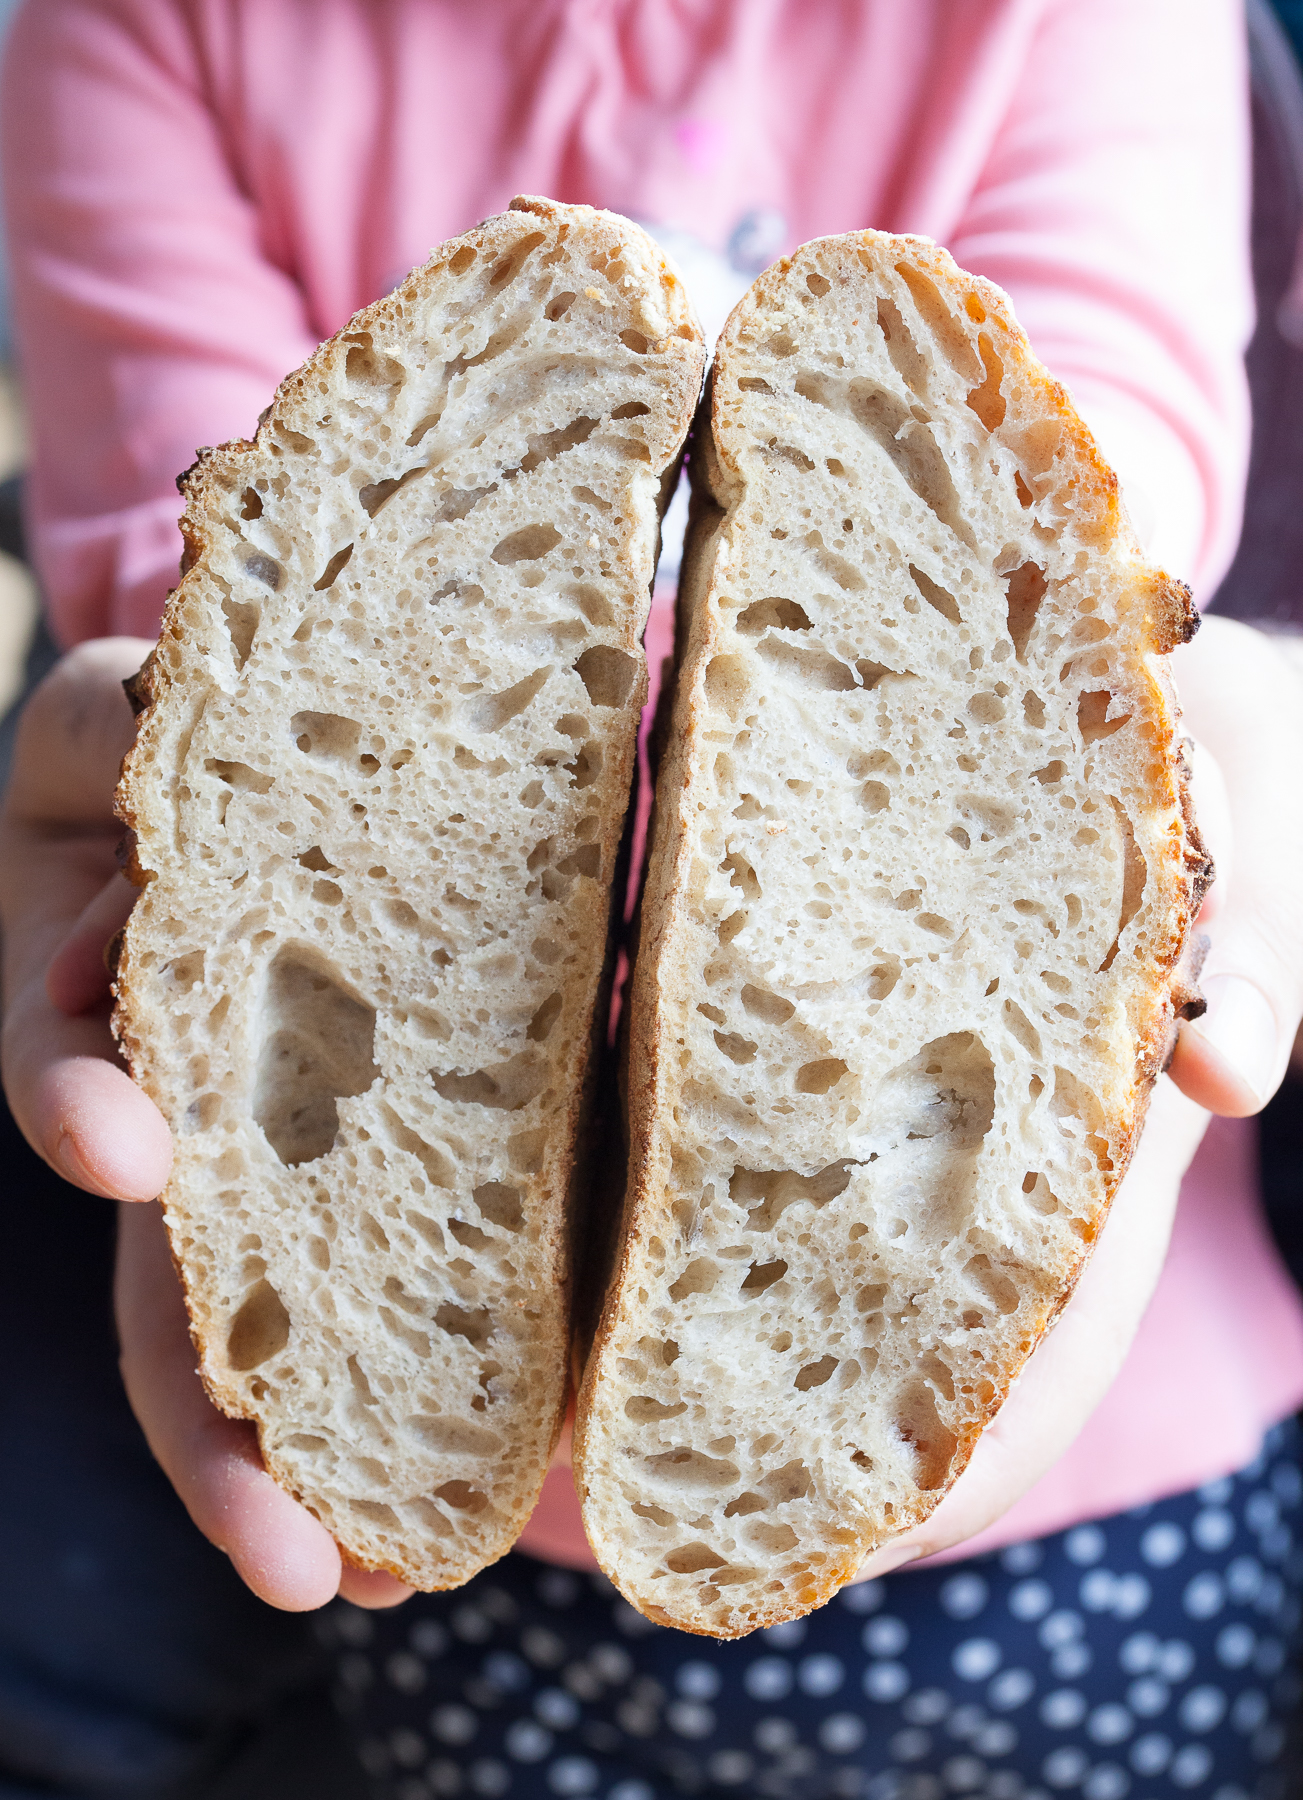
[573,232,1210,1636]
[113,197,705,1589]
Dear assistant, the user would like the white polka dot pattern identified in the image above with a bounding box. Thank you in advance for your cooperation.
[321,1420,1303,1799]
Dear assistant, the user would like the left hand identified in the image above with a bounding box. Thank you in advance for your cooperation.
[0,639,411,1611]
[854,615,1303,1577]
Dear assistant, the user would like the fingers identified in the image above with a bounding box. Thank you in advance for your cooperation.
[1,638,151,979]
[1,638,173,1199]
[339,1567,417,1609]
[851,1541,926,1584]
[45,871,138,1017]
[33,1050,173,1199]
[1180,730,1232,927]
[115,1200,346,1611]
[4,636,153,827]
[5,909,172,1199]
[1166,618,1303,1115]
[1169,979,1278,1117]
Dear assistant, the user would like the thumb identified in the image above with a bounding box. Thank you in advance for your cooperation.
[1166,619,1303,1116]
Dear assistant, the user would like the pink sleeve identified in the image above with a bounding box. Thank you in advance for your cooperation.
[0,0,318,645]
[943,0,1253,599]
[2,0,1254,642]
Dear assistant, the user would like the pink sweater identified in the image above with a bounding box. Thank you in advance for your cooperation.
[7,0,1302,1563]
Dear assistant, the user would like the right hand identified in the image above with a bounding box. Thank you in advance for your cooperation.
[0,638,410,1611]
[852,615,1303,1577]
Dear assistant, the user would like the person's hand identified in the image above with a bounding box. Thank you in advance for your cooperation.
[853,615,1303,1578]
[0,639,411,1611]
[1166,620,1303,1113]
[10,620,1299,1599]
[1,639,173,1199]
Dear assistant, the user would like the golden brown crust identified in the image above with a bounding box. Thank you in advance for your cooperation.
[575,230,1209,1637]
[113,196,705,1590]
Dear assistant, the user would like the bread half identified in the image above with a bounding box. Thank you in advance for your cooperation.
[113,197,705,1589]
[573,232,1209,1636]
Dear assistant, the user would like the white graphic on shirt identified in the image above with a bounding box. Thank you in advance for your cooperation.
[635,216,787,577]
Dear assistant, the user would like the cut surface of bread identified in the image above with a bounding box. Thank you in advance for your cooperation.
[573,232,1209,1636]
[113,197,705,1589]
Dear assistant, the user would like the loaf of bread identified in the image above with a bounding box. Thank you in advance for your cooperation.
[113,197,705,1589]
[573,232,1210,1637]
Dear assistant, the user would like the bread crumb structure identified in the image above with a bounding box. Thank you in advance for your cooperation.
[574,234,1209,1637]
[114,199,705,1589]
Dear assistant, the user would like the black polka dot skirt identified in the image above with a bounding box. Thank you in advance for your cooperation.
[319,1416,1303,1800]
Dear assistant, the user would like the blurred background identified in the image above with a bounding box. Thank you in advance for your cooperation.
[0,6,1299,1797]
[0,0,35,722]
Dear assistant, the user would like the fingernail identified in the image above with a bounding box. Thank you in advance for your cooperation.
[56,1132,96,1191]
[854,1543,924,1583]
[1191,975,1279,1106]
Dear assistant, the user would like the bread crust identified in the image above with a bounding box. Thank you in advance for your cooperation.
[574,232,1209,1636]
[114,197,705,1589]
